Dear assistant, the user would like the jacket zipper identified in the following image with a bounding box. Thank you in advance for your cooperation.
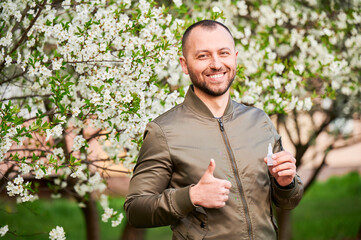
[217,118,254,240]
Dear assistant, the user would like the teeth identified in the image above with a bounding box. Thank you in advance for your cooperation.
[209,74,224,79]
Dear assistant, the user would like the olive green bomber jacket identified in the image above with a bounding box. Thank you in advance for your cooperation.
[124,86,303,240]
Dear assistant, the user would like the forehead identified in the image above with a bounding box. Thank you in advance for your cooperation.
[184,25,235,54]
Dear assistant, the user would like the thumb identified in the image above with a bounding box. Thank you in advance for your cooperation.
[205,158,216,177]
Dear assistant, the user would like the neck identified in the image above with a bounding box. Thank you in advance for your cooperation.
[193,87,229,118]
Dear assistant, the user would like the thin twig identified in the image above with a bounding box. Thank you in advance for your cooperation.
[0,0,48,72]
[1,94,53,101]
[88,162,130,174]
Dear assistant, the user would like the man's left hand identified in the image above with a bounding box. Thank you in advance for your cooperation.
[264,151,296,187]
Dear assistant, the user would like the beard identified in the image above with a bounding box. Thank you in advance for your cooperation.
[188,69,235,97]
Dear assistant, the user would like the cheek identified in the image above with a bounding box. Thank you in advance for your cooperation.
[190,64,208,76]
[226,62,237,73]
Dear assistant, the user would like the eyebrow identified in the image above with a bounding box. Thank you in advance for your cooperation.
[195,47,232,55]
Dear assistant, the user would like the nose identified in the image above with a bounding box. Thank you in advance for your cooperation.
[209,55,222,70]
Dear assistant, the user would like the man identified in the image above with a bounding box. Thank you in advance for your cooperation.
[124,20,303,240]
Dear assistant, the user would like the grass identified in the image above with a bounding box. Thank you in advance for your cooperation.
[292,171,361,240]
[0,172,360,240]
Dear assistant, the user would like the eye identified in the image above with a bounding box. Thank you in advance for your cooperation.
[197,54,208,59]
[220,51,230,56]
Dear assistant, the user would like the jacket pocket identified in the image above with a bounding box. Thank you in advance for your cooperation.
[186,208,208,240]
[172,207,208,240]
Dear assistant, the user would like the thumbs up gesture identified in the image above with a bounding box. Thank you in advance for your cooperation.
[189,159,232,208]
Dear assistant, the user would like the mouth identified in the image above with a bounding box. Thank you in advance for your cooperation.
[206,72,226,79]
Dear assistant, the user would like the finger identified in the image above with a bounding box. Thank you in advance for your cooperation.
[272,154,296,165]
[205,158,216,176]
[223,195,229,202]
[271,163,295,173]
[222,188,230,196]
[216,202,226,208]
[272,151,291,159]
[222,180,232,189]
[277,169,296,177]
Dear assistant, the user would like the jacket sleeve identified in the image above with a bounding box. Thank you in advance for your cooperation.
[123,122,195,228]
[265,115,304,210]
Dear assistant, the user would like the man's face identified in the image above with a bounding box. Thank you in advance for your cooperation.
[180,25,238,97]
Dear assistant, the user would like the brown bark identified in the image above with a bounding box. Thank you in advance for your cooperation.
[121,220,146,240]
[80,196,100,240]
[276,208,292,240]
[357,222,361,240]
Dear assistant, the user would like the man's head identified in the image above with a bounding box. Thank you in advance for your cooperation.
[180,20,238,97]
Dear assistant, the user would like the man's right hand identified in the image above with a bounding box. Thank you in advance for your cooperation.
[189,159,232,208]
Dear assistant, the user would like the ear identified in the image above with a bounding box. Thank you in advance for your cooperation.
[179,56,189,75]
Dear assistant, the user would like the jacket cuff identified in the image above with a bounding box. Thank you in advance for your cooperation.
[271,177,299,199]
[172,185,196,218]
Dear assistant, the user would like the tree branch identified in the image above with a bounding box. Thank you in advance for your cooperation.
[1,94,53,101]
[304,133,361,193]
[279,115,296,146]
[0,164,16,194]
[85,129,105,142]
[304,146,332,193]
[23,108,58,122]
[7,148,53,154]
[293,110,301,144]
[0,0,48,72]
[88,163,131,174]
[0,69,28,86]
[65,59,125,64]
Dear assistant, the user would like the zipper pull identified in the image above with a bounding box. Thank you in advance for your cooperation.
[217,118,224,132]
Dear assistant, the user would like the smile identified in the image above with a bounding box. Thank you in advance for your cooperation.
[208,73,225,79]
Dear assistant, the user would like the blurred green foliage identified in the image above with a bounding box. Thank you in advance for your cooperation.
[0,172,360,239]
[292,171,361,240]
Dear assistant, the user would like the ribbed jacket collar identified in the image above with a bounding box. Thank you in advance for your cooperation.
[183,85,234,119]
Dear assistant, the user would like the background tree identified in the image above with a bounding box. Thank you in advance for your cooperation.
[168,0,361,239]
[0,0,184,239]
[1,0,360,239]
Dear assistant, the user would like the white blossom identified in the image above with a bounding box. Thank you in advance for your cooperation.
[112,213,124,227]
[274,63,285,74]
[295,64,305,74]
[46,125,63,141]
[173,0,182,7]
[52,58,63,71]
[273,76,282,89]
[237,1,248,16]
[0,225,8,237]
[102,207,116,222]
[72,135,86,151]
[100,194,109,209]
[321,97,333,110]
[303,98,313,111]
[212,6,222,13]
[330,118,354,135]
[14,175,24,185]
[49,226,66,240]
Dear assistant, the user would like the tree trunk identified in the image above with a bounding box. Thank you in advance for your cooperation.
[276,208,292,240]
[121,219,146,240]
[80,196,100,240]
[357,222,361,240]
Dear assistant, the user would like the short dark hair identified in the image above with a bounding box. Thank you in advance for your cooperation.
[181,20,234,56]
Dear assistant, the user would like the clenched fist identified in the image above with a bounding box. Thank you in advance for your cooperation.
[264,151,296,187]
[190,159,232,208]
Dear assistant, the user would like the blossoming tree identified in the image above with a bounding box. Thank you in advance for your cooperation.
[1,0,361,239]
[0,0,184,239]
[171,0,361,238]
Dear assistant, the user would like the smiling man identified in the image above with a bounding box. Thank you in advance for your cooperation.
[124,20,303,240]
